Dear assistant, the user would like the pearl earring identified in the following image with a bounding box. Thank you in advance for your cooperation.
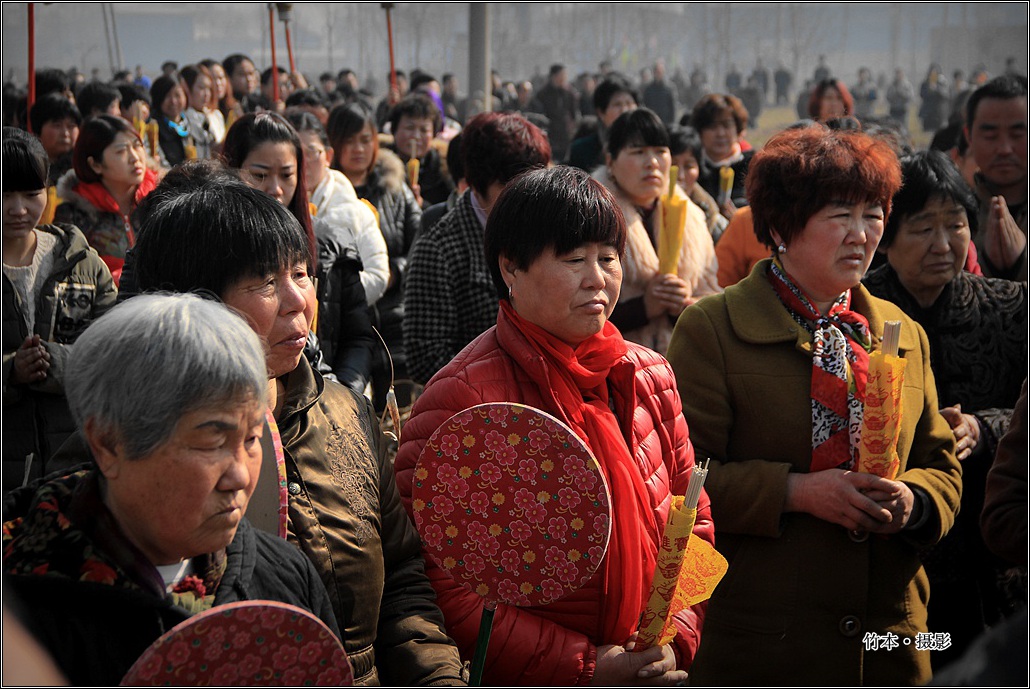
[777,243,787,254]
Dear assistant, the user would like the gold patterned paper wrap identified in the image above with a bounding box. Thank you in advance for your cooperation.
[858,351,906,480]
[636,496,727,649]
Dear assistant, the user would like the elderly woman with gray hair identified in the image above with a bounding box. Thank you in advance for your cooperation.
[127,170,465,686]
[2,293,339,686]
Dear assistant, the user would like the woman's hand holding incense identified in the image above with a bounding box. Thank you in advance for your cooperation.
[644,274,690,320]
[785,470,897,531]
[591,641,687,686]
[863,479,915,534]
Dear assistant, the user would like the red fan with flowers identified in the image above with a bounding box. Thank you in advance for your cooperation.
[413,402,612,684]
[120,601,351,686]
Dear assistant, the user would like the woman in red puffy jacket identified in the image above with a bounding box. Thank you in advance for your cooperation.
[394,165,714,685]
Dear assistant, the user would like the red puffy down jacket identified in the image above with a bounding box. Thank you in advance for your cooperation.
[394,311,715,685]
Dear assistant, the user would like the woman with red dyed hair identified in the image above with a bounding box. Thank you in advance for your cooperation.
[808,77,856,122]
[667,125,961,685]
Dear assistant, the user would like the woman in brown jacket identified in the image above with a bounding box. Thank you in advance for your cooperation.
[667,126,961,685]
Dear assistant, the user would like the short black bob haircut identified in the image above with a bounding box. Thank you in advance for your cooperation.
[28,92,82,134]
[76,80,121,117]
[667,124,703,161]
[484,165,627,301]
[592,74,638,113]
[3,126,50,192]
[133,163,310,299]
[606,107,670,160]
[881,150,979,248]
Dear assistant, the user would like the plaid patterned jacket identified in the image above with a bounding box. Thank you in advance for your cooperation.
[403,191,499,384]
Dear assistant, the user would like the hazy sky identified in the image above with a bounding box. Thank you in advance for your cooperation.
[3,2,1027,93]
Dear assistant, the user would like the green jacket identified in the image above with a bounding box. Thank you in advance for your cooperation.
[2,224,116,494]
[667,259,961,686]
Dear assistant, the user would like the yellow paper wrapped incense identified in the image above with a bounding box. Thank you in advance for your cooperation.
[657,166,686,275]
[147,122,160,158]
[718,166,734,205]
[858,321,905,479]
[40,186,59,225]
[407,157,421,188]
[636,495,728,649]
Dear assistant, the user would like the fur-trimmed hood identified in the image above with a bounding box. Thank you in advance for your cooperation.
[372,147,408,196]
[54,170,99,222]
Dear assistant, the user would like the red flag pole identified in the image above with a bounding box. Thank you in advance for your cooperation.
[267,3,280,105]
[276,4,296,74]
[27,2,36,131]
[284,21,295,74]
[382,3,397,95]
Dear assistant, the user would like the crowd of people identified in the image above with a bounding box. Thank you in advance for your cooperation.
[2,47,1027,686]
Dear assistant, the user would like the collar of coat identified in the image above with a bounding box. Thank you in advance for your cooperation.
[725,258,918,355]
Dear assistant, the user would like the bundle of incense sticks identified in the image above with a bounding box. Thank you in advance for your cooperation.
[685,457,710,510]
[881,320,901,356]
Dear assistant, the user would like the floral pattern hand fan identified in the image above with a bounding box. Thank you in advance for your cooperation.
[120,600,351,686]
[413,402,612,607]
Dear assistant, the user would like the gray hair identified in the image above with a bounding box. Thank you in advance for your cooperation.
[65,293,268,460]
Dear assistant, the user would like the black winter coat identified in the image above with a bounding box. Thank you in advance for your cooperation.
[3,470,339,687]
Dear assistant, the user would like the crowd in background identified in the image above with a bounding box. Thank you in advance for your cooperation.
[2,44,1027,686]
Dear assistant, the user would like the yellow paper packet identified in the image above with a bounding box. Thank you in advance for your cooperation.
[718,166,734,205]
[657,166,686,275]
[636,496,728,648]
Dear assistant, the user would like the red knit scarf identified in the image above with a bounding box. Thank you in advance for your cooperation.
[500,301,659,644]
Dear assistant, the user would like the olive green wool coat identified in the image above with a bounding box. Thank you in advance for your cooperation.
[667,259,961,686]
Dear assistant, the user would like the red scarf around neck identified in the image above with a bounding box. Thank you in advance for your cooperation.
[500,301,659,644]
[74,168,158,232]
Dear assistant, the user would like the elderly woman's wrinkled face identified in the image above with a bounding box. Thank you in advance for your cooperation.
[609,141,671,208]
[777,201,884,309]
[505,242,622,346]
[101,400,264,565]
[394,115,434,161]
[885,196,970,304]
[222,261,316,379]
